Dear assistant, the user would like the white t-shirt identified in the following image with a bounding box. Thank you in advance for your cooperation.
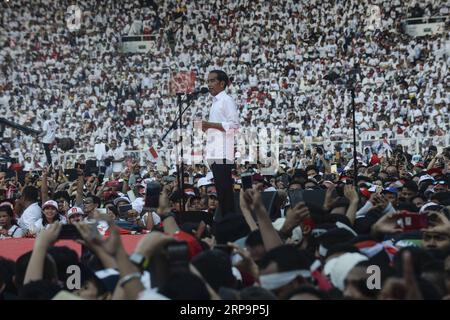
[0,225,25,239]
[42,119,57,144]
[206,90,240,163]
[18,202,42,231]
[106,143,126,173]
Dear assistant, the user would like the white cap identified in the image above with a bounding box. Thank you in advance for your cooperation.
[418,174,435,185]
[67,207,84,218]
[328,253,368,291]
[42,200,58,209]
[197,177,212,188]
[419,201,441,214]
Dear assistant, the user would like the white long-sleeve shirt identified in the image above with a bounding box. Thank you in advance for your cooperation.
[18,202,42,231]
[206,90,240,163]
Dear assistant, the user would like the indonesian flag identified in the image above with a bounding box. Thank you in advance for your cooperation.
[145,145,159,163]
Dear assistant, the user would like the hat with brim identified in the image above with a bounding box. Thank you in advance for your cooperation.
[42,200,58,210]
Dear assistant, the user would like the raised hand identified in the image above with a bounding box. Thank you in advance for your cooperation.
[282,202,310,234]
[371,212,403,236]
[379,250,422,300]
[35,222,62,248]
[343,184,359,203]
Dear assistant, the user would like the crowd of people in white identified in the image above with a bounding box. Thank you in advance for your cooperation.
[0,0,449,169]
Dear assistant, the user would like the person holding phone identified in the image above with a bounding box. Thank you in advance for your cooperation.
[201,70,240,217]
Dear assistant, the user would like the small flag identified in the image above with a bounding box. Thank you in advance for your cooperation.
[145,145,159,163]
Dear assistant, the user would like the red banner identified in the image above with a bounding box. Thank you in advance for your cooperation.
[0,234,146,261]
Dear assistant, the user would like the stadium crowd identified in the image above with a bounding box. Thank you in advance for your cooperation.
[0,0,450,301]
[0,0,449,167]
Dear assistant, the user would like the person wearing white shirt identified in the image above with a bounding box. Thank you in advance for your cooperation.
[17,186,42,232]
[105,139,126,178]
[201,70,240,217]
[40,112,57,165]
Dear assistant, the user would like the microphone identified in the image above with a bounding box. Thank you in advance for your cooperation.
[187,87,209,99]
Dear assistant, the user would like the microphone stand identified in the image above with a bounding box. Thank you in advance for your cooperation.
[158,92,200,213]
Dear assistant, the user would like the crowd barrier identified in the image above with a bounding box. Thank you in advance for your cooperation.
[0,234,146,261]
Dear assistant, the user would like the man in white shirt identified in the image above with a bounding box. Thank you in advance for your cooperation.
[40,112,57,165]
[17,186,41,232]
[105,139,126,178]
[201,70,239,217]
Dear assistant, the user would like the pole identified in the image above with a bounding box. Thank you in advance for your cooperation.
[351,85,358,187]
[177,93,185,213]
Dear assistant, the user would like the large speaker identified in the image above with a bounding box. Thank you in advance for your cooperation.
[213,191,281,244]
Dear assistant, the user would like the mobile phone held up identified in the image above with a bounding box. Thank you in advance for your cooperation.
[241,172,253,190]
[57,224,82,240]
[118,204,133,219]
[395,211,428,232]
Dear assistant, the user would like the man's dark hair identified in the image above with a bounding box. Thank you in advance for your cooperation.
[15,251,58,290]
[22,186,39,202]
[47,246,79,290]
[245,230,263,248]
[18,280,61,300]
[191,249,236,291]
[210,70,229,88]
[159,272,210,300]
[53,191,71,203]
[85,194,101,207]
[259,245,312,272]
[402,180,419,193]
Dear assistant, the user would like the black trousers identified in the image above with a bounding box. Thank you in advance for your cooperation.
[210,162,235,217]
[43,143,52,165]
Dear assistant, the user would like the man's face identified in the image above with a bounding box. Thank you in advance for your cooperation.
[69,214,83,224]
[207,72,224,96]
[208,196,218,209]
[110,140,117,149]
[423,232,450,252]
[56,198,69,214]
[412,197,425,209]
[400,188,416,201]
[383,192,397,204]
[83,198,97,213]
